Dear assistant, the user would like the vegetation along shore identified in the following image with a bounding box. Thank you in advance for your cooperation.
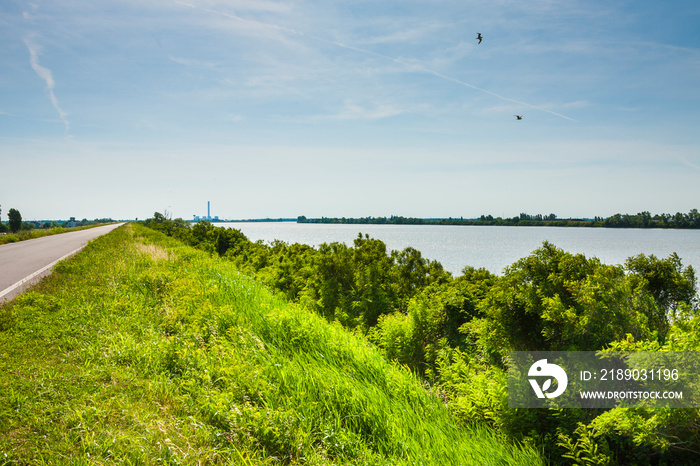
[138,214,699,465]
[0,223,542,464]
[297,208,700,229]
[2,214,699,464]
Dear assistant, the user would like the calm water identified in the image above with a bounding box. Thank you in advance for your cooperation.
[215,222,700,277]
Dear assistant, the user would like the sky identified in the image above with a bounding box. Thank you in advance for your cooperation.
[1,0,700,221]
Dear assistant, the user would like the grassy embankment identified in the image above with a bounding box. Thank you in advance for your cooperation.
[0,223,115,246]
[0,224,544,464]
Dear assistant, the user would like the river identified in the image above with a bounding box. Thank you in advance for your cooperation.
[213,222,700,277]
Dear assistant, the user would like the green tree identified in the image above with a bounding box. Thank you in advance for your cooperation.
[352,234,397,328]
[190,221,214,248]
[372,267,495,374]
[258,242,316,301]
[8,208,22,233]
[689,208,700,228]
[302,241,355,324]
[392,246,451,309]
[465,242,664,360]
[152,211,167,223]
[216,227,252,258]
[626,253,697,323]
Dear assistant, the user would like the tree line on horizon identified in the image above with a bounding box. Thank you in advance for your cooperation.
[144,212,699,465]
[0,206,117,244]
[297,209,700,229]
[0,205,115,234]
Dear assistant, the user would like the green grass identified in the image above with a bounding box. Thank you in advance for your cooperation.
[0,224,544,464]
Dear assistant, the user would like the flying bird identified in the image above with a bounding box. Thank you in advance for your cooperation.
[476,33,483,44]
[514,115,523,120]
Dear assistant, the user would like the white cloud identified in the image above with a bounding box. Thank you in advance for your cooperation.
[679,157,700,171]
[174,0,301,44]
[314,101,406,121]
[357,20,443,46]
[24,38,70,134]
[180,0,293,13]
[22,3,39,20]
[169,55,218,68]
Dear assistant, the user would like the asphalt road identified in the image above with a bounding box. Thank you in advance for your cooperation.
[0,223,124,302]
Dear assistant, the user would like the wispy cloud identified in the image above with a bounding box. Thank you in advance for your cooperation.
[680,157,700,171]
[175,0,300,43]
[322,38,577,121]
[169,55,218,68]
[24,38,70,134]
[22,3,39,20]
[174,0,291,13]
[174,1,577,122]
[357,21,443,46]
[314,101,406,121]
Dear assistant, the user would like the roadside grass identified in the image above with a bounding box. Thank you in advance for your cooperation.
[0,224,544,464]
[0,223,115,245]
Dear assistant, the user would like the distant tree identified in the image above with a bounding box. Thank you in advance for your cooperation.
[8,208,22,233]
[673,212,688,228]
[639,211,652,228]
[689,209,700,228]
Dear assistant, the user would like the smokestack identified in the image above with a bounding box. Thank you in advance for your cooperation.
[208,201,210,220]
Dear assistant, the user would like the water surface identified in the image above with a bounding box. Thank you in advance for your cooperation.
[215,222,700,276]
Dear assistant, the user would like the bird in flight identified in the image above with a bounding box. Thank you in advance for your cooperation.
[476,33,483,44]
[514,115,523,120]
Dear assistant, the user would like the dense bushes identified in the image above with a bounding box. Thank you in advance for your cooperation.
[145,216,450,330]
[143,214,699,465]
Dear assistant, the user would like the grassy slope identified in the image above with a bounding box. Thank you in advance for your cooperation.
[0,224,543,465]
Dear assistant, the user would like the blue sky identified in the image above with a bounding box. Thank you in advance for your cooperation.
[1,0,699,221]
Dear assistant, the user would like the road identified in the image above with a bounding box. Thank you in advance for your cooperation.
[0,223,125,302]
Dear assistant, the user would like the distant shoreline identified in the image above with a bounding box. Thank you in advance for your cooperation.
[296,213,700,229]
[201,210,700,229]
[195,218,298,223]
[296,216,601,228]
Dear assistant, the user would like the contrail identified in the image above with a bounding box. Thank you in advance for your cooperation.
[24,38,70,134]
[323,39,577,121]
[177,1,576,121]
[680,156,700,171]
[425,69,576,121]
